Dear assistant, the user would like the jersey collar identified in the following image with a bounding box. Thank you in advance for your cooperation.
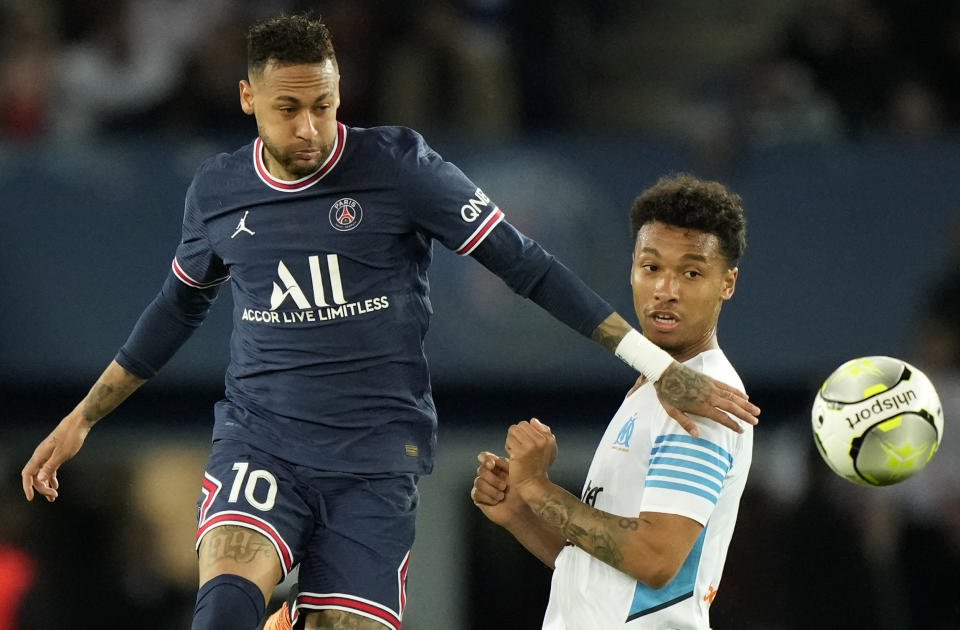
[253,122,347,192]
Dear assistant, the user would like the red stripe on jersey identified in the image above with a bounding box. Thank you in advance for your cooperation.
[456,208,504,255]
[398,552,411,613]
[254,123,347,192]
[296,594,401,630]
[198,474,220,523]
[196,512,294,574]
[171,258,229,289]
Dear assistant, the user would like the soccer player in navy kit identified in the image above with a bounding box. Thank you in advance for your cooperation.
[20,14,758,630]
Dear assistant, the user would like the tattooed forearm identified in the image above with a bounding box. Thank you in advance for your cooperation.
[524,482,693,587]
[535,496,572,531]
[575,517,624,568]
[590,314,633,352]
[653,362,708,407]
[530,492,629,571]
[82,383,116,424]
[201,527,276,569]
[79,361,147,425]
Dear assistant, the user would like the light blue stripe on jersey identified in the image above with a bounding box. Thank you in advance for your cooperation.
[648,445,730,473]
[646,468,723,495]
[653,434,733,467]
[649,456,726,483]
[647,434,732,503]
[627,527,707,621]
[645,479,719,504]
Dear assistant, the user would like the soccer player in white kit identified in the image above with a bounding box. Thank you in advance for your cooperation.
[472,174,753,629]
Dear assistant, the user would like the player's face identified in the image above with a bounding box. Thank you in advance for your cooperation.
[239,59,341,181]
[631,221,738,362]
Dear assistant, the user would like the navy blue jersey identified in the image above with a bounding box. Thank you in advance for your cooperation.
[119,123,614,475]
[170,124,508,474]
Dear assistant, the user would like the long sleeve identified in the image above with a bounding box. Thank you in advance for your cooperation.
[115,268,221,378]
[470,221,614,338]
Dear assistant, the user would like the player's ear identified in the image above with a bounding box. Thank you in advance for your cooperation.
[720,266,738,301]
[239,80,255,116]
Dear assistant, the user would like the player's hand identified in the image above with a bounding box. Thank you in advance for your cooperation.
[504,419,557,503]
[21,415,92,502]
[471,452,509,507]
[654,361,760,438]
[471,452,530,528]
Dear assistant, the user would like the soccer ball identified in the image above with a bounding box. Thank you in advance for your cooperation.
[811,356,943,486]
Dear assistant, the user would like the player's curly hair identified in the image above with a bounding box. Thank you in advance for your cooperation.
[247,13,337,77]
[630,174,747,267]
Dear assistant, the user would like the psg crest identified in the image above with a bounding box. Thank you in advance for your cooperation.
[329,198,362,231]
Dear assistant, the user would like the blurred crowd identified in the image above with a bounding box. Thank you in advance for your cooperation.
[0,0,522,143]
[3,0,960,150]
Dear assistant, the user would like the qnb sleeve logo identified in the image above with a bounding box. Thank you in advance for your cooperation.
[460,188,492,222]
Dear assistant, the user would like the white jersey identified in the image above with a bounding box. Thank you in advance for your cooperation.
[542,349,752,630]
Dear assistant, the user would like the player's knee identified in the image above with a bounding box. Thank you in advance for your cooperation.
[303,609,386,630]
[192,574,266,630]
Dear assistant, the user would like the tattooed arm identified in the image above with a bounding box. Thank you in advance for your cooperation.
[524,483,700,587]
[592,313,759,437]
[22,360,146,502]
[505,419,702,586]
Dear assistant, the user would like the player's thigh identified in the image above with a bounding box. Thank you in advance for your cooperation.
[302,609,389,630]
[292,474,418,629]
[198,524,282,603]
[196,439,315,601]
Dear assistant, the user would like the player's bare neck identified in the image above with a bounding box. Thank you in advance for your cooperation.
[262,150,295,181]
[669,334,719,364]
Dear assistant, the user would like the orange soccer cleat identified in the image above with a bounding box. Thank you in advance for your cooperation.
[262,601,293,630]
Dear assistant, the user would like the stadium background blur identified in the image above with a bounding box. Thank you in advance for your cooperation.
[2,0,959,628]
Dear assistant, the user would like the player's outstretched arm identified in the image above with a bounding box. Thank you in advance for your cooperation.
[467,226,758,433]
[591,313,759,437]
[471,451,566,568]
[21,360,146,502]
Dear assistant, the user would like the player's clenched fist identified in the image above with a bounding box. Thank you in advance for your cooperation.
[470,452,530,528]
[504,418,557,502]
[471,452,508,507]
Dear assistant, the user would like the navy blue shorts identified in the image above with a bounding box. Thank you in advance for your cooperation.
[196,439,418,629]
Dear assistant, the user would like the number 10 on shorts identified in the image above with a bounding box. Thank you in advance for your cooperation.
[228,462,278,511]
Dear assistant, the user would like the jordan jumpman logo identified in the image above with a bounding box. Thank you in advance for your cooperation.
[231,211,255,238]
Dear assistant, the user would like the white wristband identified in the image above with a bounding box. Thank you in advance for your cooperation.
[614,329,675,382]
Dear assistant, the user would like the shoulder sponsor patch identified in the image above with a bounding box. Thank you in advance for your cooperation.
[461,188,491,222]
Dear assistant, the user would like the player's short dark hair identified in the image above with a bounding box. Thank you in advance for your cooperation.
[247,13,337,77]
[630,174,747,267]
